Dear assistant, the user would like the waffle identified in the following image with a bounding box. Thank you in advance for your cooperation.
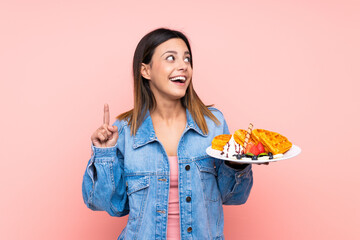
[249,130,270,152]
[251,129,292,154]
[234,129,247,146]
[211,134,232,151]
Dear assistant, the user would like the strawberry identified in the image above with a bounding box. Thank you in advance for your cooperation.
[250,144,260,155]
[256,142,265,154]
[244,142,254,154]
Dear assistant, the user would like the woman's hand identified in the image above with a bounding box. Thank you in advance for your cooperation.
[225,161,269,169]
[255,162,269,165]
[91,103,119,148]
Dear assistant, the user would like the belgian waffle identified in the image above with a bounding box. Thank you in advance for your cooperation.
[251,129,292,154]
[233,129,247,146]
[211,134,232,151]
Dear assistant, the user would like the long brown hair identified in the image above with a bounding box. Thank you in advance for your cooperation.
[116,28,220,135]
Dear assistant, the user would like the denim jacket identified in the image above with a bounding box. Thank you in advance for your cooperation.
[82,107,253,240]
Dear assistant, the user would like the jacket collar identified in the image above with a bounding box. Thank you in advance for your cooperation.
[133,108,207,149]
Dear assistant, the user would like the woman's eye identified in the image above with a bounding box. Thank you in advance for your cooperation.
[166,55,175,61]
[166,55,191,62]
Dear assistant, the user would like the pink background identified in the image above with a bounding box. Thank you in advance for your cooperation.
[1,0,359,239]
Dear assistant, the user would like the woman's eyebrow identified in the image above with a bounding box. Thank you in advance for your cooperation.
[161,50,190,56]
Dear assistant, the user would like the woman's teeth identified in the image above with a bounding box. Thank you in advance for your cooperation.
[169,76,186,82]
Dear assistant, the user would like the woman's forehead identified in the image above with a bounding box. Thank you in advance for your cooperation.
[155,38,189,55]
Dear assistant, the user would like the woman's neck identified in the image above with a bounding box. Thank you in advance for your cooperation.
[151,100,186,123]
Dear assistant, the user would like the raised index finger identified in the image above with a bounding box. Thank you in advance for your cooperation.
[103,103,110,125]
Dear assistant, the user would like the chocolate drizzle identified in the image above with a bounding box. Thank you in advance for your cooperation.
[221,141,230,156]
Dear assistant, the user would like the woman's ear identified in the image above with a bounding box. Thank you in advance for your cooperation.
[141,63,151,80]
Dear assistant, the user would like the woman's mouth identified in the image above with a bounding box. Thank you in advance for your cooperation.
[169,76,186,86]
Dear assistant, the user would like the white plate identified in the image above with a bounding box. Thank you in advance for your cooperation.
[206,145,301,164]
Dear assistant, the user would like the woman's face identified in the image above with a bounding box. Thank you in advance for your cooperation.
[141,38,193,101]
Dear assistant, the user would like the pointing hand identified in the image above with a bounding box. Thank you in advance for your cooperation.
[91,103,119,148]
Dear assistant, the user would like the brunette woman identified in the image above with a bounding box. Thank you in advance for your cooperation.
[82,28,253,240]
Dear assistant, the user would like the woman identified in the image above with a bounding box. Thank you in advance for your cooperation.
[82,28,253,240]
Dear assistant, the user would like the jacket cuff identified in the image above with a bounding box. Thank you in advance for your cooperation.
[91,143,118,159]
[234,164,252,183]
[221,162,252,180]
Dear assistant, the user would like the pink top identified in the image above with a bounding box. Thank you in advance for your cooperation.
[167,156,180,240]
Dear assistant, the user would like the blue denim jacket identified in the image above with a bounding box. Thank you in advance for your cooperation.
[82,107,253,240]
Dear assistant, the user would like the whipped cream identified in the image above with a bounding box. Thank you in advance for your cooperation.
[221,135,243,159]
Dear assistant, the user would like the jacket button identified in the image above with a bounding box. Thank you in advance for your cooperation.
[187,227,192,232]
[186,196,191,202]
[185,165,190,171]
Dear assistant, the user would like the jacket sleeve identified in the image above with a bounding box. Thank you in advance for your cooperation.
[82,122,129,217]
[216,118,254,205]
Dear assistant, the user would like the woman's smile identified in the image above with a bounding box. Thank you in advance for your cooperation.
[169,75,187,86]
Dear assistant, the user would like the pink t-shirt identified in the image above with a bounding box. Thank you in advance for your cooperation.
[167,156,180,240]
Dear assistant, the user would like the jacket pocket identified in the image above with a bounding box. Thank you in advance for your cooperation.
[126,175,150,221]
[195,157,220,202]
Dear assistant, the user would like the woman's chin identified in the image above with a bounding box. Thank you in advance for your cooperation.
[167,86,187,99]
[168,90,186,100]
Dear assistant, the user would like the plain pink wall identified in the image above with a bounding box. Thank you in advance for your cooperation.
[1,0,359,239]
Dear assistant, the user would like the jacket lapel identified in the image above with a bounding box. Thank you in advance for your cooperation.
[132,108,207,149]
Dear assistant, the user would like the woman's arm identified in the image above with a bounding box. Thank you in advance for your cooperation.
[82,123,129,217]
[216,160,253,205]
[216,119,254,205]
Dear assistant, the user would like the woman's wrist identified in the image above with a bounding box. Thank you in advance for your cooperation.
[225,160,249,170]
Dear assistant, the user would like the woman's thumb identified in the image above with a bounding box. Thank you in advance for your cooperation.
[108,125,118,133]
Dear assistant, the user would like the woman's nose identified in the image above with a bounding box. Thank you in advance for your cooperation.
[177,60,188,71]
